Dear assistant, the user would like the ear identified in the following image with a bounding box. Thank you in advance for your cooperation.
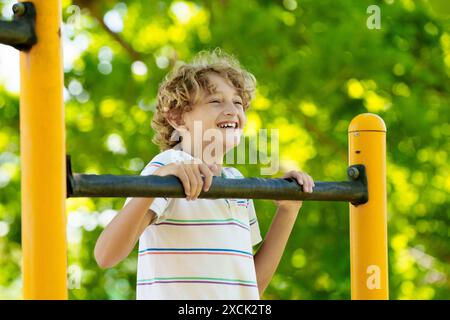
[166,110,186,131]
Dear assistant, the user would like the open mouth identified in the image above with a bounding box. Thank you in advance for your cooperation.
[216,121,239,129]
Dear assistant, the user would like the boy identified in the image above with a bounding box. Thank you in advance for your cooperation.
[94,49,315,300]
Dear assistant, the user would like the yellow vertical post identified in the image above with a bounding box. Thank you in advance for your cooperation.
[348,113,388,299]
[20,0,67,299]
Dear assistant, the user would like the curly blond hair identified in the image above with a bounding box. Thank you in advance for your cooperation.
[151,48,257,151]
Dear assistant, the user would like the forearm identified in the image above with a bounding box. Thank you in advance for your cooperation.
[254,206,299,297]
[94,197,155,268]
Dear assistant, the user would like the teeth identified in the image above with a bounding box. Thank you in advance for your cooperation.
[218,122,237,128]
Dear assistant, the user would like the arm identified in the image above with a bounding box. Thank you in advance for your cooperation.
[94,161,215,269]
[253,170,315,297]
[253,206,299,297]
[94,198,156,269]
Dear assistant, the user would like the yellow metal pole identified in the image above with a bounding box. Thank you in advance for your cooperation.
[20,0,67,299]
[348,113,388,299]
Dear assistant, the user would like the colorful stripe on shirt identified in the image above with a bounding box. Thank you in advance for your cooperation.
[138,247,254,260]
[236,199,249,207]
[249,217,257,226]
[137,276,258,288]
[147,161,165,169]
[153,218,250,231]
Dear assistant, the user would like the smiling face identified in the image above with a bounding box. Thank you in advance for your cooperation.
[177,72,247,161]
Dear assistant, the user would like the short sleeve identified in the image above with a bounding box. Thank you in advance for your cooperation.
[123,155,170,219]
[248,199,263,246]
[225,167,263,247]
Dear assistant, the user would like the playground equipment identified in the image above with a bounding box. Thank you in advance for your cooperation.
[0,2,36,50]
[67,158,368,204]
[0,1,388,300]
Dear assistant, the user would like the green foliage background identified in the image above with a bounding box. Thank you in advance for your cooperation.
[0,0,449,299]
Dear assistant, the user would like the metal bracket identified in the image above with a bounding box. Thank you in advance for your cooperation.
[0,2,37,51]
[347,164,369,206]
[66,154,74,198]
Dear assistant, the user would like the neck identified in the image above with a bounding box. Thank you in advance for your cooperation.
[179,140,224,176]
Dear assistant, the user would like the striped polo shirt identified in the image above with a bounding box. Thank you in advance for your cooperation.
[123,144,263,300]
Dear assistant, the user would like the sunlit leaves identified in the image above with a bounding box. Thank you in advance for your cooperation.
[0,0,448,300]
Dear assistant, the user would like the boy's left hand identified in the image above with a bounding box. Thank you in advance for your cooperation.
[274,170,315,212]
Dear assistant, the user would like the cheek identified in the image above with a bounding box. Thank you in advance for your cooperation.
[240,113,247,127]
[187,107,219,131]
[203,107,221,127]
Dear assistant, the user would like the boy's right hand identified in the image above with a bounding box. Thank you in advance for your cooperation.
[153,160,214,201]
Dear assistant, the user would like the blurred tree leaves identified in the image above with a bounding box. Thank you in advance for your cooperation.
[0,0,449,299]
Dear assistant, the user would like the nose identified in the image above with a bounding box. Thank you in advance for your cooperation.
[222,101,238,116]
[223,109,236,116]
[222,102,245,127]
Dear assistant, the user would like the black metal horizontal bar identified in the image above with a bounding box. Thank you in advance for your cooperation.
[66,154,368,206]
[68,173,367,205]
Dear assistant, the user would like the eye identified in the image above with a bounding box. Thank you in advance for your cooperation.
[209,100,221,104]
[234,101,243,106]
